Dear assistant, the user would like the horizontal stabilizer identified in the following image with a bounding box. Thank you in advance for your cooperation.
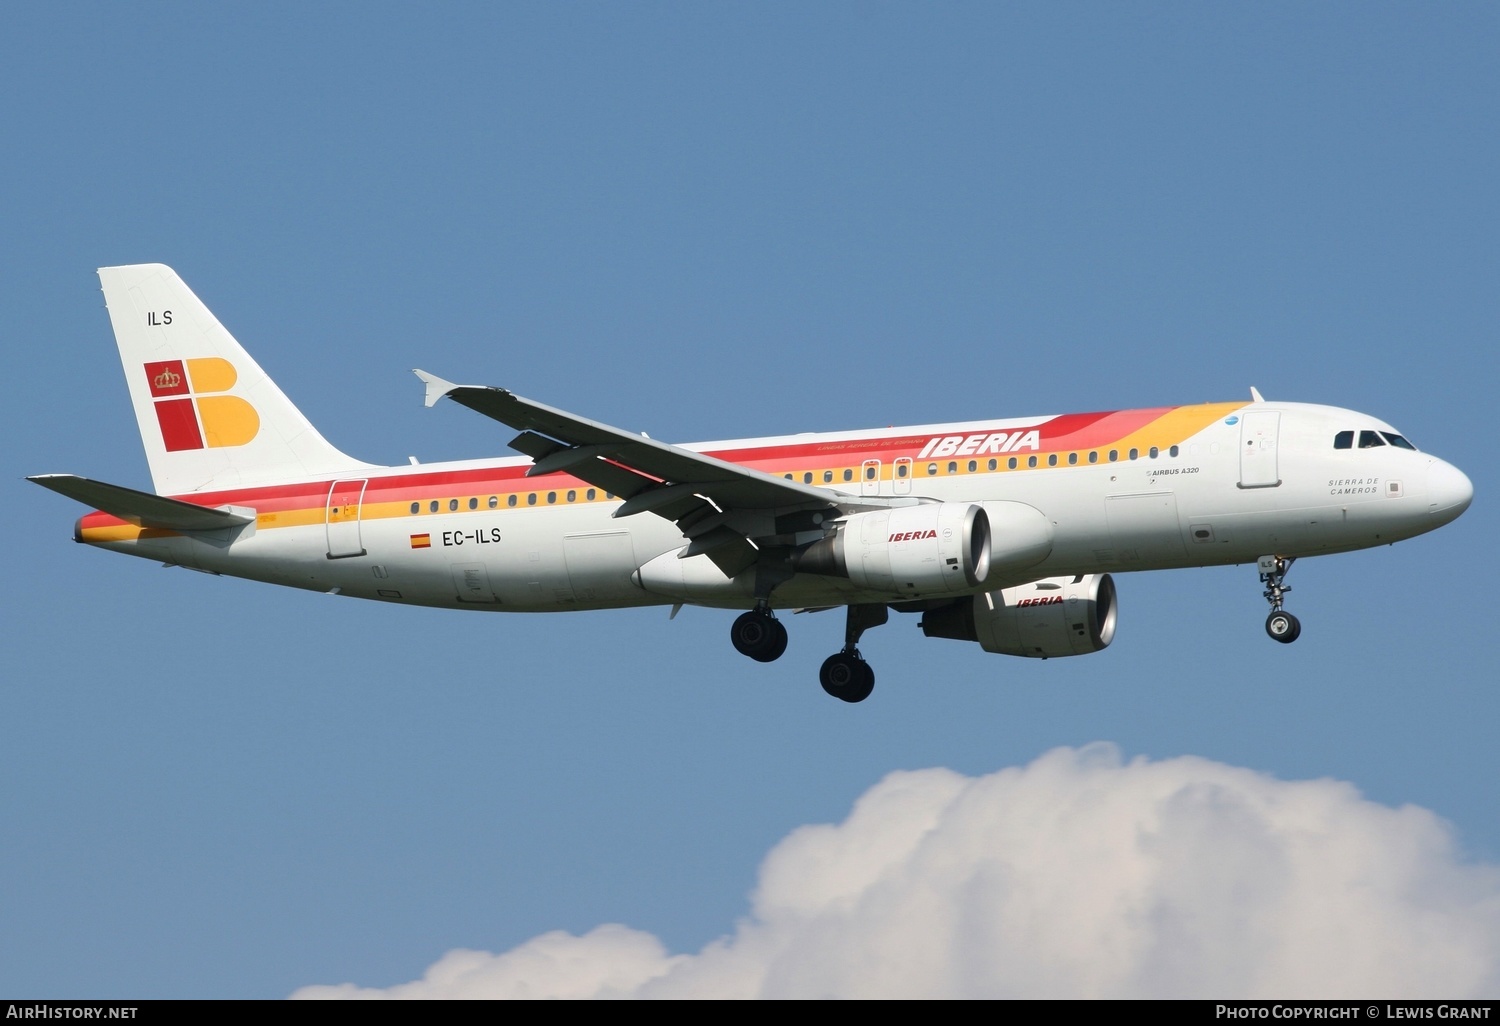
[28,474,254,531]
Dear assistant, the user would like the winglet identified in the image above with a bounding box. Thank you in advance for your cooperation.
[413,369,460,408]
[1250,386,1265,402]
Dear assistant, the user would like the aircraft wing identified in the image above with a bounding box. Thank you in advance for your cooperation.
[415,371,843,576]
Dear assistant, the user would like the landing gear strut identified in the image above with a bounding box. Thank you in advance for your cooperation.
[1258,555,1301,644]
[819,604,886,703]
[731,604,788,662]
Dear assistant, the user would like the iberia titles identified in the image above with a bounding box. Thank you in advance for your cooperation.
[916,431,1041,459]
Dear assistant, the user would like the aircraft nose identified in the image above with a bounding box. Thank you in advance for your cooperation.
[1426,459,1473,524]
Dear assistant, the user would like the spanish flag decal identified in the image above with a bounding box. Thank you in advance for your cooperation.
[410,534,431,549]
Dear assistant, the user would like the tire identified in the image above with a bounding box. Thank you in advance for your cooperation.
[759,619,788,662]
[1265,611,1301,644]
[846,661,875,703]
[731,610,787,662]
[820,653,873,703]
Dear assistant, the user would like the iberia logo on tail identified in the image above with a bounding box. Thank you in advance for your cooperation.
[143,358,260,451]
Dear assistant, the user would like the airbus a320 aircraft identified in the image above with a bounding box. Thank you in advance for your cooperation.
[32,265,1473,702]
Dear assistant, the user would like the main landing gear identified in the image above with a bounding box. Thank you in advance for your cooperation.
[819,652,874,704]
[818,604,887,704]
[729,602,887,703]
[730,604,788,663]
[1258,555,1301,644]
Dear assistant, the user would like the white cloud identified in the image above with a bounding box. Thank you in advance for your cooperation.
[293,744,1500,999]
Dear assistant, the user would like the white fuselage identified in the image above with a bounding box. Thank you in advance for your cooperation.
[78,400,1472,613]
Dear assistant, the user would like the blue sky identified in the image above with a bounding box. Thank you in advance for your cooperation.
[3,3,1496,998]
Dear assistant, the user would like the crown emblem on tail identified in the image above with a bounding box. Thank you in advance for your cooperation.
[153,367,181,390]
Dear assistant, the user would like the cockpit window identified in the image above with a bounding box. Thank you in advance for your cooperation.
[1333,430,1353,450]
[1381,432,1417,451]
[1358,430,1386,448]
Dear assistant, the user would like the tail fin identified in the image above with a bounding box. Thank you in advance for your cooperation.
[99,264,372,495]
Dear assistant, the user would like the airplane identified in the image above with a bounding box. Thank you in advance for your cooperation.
[31,264,1473,702]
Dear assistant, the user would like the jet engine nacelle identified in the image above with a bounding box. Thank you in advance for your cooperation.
[798,503,991,598]
[920,573,1117,658]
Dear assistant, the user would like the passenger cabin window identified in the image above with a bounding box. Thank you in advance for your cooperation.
[1359,430,1386,449]
[1334,431,1354,449]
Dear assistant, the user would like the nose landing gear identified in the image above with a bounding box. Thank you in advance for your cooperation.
[1258,555,1301,644]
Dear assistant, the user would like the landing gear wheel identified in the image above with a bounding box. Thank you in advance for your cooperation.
[1257,555,1301,645]
[731,610,788,662]
[820,652,875,703]
[761,621,788,662]
[1265,610,1301,644]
